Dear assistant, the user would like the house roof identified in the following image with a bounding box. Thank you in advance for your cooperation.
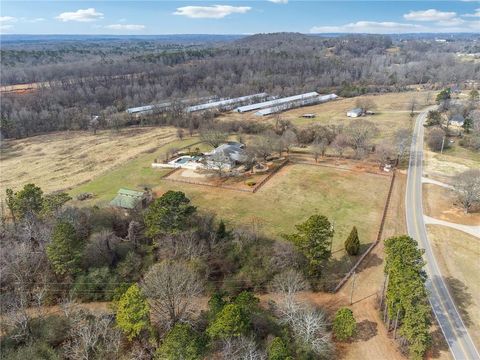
[213,142,247,163]
[110,188,145,209]
[450,114,465,124]
[348,108,363,114]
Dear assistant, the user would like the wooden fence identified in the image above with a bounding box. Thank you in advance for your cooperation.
[331,170,397,293]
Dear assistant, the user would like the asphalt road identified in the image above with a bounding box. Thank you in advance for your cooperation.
[406,108,480,360]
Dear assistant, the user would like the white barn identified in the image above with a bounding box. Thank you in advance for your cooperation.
[347,108,364,118]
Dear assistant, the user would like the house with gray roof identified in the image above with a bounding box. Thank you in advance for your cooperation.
[449,114,465,127]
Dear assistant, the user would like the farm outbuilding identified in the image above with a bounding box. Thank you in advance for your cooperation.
[347,108,364,117]
[254,94,338,116]
[235,92,320,113]
[186,93,269,113]
[110,188,147,210]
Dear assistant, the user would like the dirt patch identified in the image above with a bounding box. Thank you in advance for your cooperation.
[423,184,480,226]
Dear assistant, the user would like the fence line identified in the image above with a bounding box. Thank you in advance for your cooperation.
[331,170,397,293]
[161,159,290,194]
[252,159,289,193]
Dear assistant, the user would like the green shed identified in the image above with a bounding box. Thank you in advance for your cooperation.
[110,188,146,210]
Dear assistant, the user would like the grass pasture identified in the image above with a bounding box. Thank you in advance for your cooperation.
[0,127,180,195]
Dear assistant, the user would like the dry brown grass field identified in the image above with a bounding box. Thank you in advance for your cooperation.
[0,127,178,195]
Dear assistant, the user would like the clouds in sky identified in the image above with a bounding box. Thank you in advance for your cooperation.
[403,9,457,21]
[174,5,251,19]
[0,16,17,31]
[55,8,104,22]
[311,21,425,34]
[105,24,145,31]
[268,0,289,4]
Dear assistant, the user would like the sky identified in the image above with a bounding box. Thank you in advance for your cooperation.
[1,1,479,35]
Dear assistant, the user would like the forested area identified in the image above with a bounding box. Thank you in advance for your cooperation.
[1,184,364,359]
[1,33,479,138]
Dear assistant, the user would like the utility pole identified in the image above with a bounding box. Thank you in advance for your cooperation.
[350,271,356,305]
[330,220,335,253]
[380,274,389,310]
[440,136,446,154]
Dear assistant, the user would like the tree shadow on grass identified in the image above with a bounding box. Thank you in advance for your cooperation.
[443,276,473,327]
[428,326,450,359]
[355,320,378,342]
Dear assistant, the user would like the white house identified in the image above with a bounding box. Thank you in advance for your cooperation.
[347,108,363,118]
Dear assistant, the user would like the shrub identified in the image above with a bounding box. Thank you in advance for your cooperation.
[246,180,257,187]
[207,304,250,339]
[71,267,120,302]
[155,323,206,360]
[3,342,60,360]
[268,337,291,360]
[333,307,357,341]
[115,284,150,340]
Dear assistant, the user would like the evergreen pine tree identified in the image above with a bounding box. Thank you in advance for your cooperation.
[345,226,360,256]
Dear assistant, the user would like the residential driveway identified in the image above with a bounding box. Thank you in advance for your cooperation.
[424,215,480,238]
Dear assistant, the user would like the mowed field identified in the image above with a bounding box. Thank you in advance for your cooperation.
[428,225,480,350]
[0,127,179,195]
[219,91,434,143]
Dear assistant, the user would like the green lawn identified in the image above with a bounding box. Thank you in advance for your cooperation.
[70,137,211,205]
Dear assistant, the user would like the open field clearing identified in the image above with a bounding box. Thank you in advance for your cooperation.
[423,184,480,226]
[428,225,480,350]
[0,127,180,195]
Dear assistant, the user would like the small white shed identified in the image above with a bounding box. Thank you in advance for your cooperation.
[347,108,363,118]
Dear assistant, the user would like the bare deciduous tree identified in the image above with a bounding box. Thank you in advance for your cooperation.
[344,120,378,159]
[279,300,332,356]
[331,133,349,158]
[141,261,203,330]
[281,129,298,154]
[269,269,309,299]
[393,128,411,162]
[453,169,480,213]
[311,137,328,162]
[63,310,121,360]
[375,142,395,168]
[355,98,376,113]
[220,336,266,360]
[200,128,228,148]
[426,127,446,152]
